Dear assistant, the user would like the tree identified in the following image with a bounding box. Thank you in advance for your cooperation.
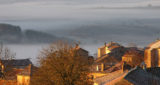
[0,43,15,60]
[0,43,15,79]
[31,42,92,85]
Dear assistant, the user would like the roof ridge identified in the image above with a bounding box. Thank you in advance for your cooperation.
[1,58,31,61]
[124,66,142,78]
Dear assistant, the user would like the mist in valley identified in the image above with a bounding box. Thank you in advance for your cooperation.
[0,0,160,64]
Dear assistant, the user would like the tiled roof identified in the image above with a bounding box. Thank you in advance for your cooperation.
[124,67,160,85]
[94,70,127,85]
[96,47,125,63]
[1,59,32,67]
[108,45,122,51]
[147,40,160,48]
[105,62,122,73]
[95,54,110,63]
[0,59,33,80]
[146,67,160,78]
[94,67,160,85]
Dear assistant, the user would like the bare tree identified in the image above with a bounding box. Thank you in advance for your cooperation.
[0,43,15,60]
[31,42,92,85]
[0,43,16,79]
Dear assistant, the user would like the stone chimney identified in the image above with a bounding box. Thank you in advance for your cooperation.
[104,42,106,47]
[75,44,80,49]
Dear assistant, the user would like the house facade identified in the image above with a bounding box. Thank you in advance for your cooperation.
[0,59,33,85]
[96,42,125,72]
[122,48,144,70]
[93,40,160,85]
[145,40,160,68]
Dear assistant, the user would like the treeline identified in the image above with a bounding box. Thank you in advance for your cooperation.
[0,23,73,44]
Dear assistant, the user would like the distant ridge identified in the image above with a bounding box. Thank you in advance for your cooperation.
[0,23,74,44]
[89,5,160,10]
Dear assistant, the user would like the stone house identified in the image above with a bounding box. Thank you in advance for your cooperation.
[0,59,33,85]
[144,40,160,68]
[96,42,125,72]
[122,47,144,71]
[74,45,94,64]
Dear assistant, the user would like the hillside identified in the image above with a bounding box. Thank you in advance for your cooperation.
[0,23,73,44]
[0,23,22,43]
[47,18,160,45]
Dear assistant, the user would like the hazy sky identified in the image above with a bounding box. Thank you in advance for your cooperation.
[0,0,159,19]
[0,0,159,4]
[0,0,160,30]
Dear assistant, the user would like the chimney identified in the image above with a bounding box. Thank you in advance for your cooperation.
[104,42,106,47]
[75,44,80,49]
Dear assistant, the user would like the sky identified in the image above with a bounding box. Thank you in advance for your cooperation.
[0,0,159,4]
[0,0,160,30]
[0,0,159,19]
